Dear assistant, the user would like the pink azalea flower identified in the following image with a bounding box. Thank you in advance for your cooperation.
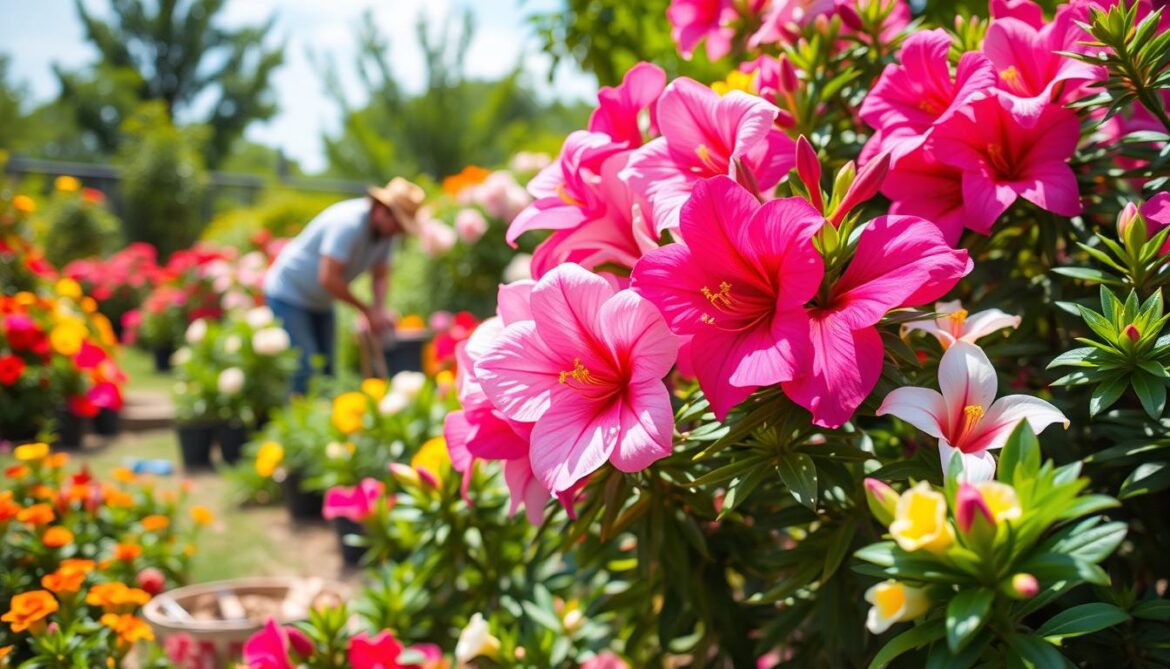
[476,264,679,494]
[622,77,796,234]
[243,619,297,669]
[859,29,997,159]
[632,176,824,419]
[749,0,836,48]
[983,6,1104,126]
[877,341,1067,482]
[880,146,969,244]
[347,631,405,669]
[928,91,1082,229]
[991,0,1045,28]
[783,216,971,428]
[322,478,385,522]
[667,0,738,60]
[589,62,667,148]
[903,300,1021,349]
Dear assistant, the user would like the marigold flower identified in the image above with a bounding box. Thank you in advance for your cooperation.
[0,495,19,522]
[11,194,35,213]
[42,562,91,594]
[14,442,50,462]
[361,378,389,401]
[2,591,58,633]
[54,175,80,192]
[889,482,954,554]
[101,613,155,646]
[112,468,137,484]
[18,503,55,526]
[104,488,135,508]
[42,526,74,548]
[255,441,284,478]
[331,392,369,435]
[141,515,170,532]
[50,317,87,356]
[190,506,214,525]
[45,453,69,469]
[113,543,143,561]
[86,582,151,612]
[54,278,82,299]
[4,464,29,480]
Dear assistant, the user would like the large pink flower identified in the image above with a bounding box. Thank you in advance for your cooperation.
[928,91,1082,229]
[622,77,796,234]
[243,620,312,669]
[322,478,385,522]
[347,631,406,669]
[589,62,667,148]
[878,341,1067,482]
[632,176,824,419]
[749,0,836,48]
[860,29,996,159]
[668,0,738,60]
[983,6,1104,126]
[783,216,972,428]
[881,146,968,244]
[476,264,679,494]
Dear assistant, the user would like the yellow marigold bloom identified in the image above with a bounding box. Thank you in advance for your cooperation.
[889,481,954,554]
[398,314,426,330]
[974,481,1022,523]
[42,526,74,548]
[712,70,758,96]
[361,378,389,401]
[864,580,931,634]
[190,505,214,525]
[45,452,69,469]
[435,369,455,387]
[14,442,49,462]
[17,503,55,526]
[255,441,284,478]
[141,515,170,532]
[113,543,143,561]
[332,392,369,434]
[112,468,137,484]
[50,317,87,356]
[54,278,82,299]
[412,436,451,486]
[101,613,154,646]
[11,194,35,214]
[2,591,58,633]
[54,175,80,192]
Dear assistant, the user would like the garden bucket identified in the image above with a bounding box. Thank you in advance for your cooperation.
[142,577,347,669]
[281,469,324,521]
[176,423,216,469]
[153,346,175,373]
[93,408,121,437]
[216,421,250,466]
[332,517,367,567]
[54,410,84,450]
[386,332,428,374]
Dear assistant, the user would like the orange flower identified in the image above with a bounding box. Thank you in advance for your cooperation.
[0,493,18,522]
[100,613,154,646]
[190,506,213,526]
[86,582,150,612]
[29,484,55,500]
[66,483,91,503]
[4,464,29,480]
[141,515,170,532]
[17,504,55,526]
[42,561,91,594]
[102,485,134,508]
[1,591,58,633]
[45,453,69,469]
[0,644,12,661]
[112,468,137,484]
[42,526,74,548]
[59,558,96,573]
[113,543,143,561]
[442,165,491,195]
[11,194,35,214]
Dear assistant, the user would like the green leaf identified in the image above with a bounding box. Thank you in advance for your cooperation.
[999,422,1040,485]
[1051,267,1120,285]
[1053,495,1120,523]
[776,452,818,510]
[1131,599,1170,621]
[1018,553,1111,586]
[946,589,994,653]
[1006,633,1070,668]
[1047,347,1100,368]
[1049,520,1127,563]
[1091,376,1130,416]
[1130,372,1167,419]
[721,465,772,516]
[821,518,858,581]
[1120,461,1170,498]
[1035,603,1130,640]
[853,541,897,567]
[868,620,946,669]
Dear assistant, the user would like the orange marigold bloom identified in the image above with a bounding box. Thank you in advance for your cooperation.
[442,165,491,195]
[45,453,70,469]
[1,590,58,633]
[42,564,88,594]
[190,506,213,525]
[17,503,55,525]
[59,558,96,573]
[112,468,137,484]
[0,494,19,522]
[11,194,35,213]
[42,526,74,548]
[100,613,154,646]
[104,489,134,508]
[4,464,29,480]
[113,543,143,561]
[86,582,151,612]
[29,484,55,500]
[141,515,170,532]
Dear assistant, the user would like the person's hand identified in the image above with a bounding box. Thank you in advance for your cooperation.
[366,307,395,335]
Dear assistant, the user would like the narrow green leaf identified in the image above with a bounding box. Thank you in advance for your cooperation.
[1035,603,1130,639]
[776,453,818,510]
[946,588,994,653]
[821,519,857,581]
[1006,633,1070,668]
[868,620,946,669]
[1131,599,1170,621]
[1120,461,1170,498]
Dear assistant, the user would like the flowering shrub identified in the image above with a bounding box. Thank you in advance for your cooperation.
[32,176,122,268]
[0,189,54,295]
[0,443,211,665]
[63,243,161,339]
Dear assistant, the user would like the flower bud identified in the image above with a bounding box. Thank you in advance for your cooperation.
[795,136,824,212]
[1007,573,1039,599]
[1117,202,1140,237]
[779,57,799,93]
[863,478,898,525]
[388,462,422,488]
[1125,323,1140,342]
[1118,202,1148,250]
[955,482,996,547]
[837,2,863,31]
[830,152,891,226]
[136,567,166,595]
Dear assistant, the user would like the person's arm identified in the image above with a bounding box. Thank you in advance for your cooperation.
[371,262,390,310]
[318,257,390,332]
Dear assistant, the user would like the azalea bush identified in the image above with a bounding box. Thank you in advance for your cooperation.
[62,242,161,340]
[0,443,213,666]
[418,0,1170,665]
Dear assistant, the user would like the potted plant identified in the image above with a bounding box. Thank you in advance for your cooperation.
[171,319,222,469]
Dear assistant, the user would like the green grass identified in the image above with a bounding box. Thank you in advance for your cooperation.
[118,346,176,395]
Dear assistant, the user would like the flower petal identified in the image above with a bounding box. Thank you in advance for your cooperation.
[475,321,564,422]
[529,393,620,494]
[959,309,1021,343]
[611,378,675,473]
[877,387,947,439]
[783,314,885,429]
[965,394,1068,454]
[939,441,998,483]
[598,290,679,382]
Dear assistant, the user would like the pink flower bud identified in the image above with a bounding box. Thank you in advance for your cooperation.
[830,151,890,226]
[779,57,799,93]
[288,626,315,657]
[137,567,166,595]
[1125,323,1140,342]
[863,478,898,525]
[1010,573,1039,599]
[795,136,824,212]
[837,2,863,30]
[955,483,994,536]
[1117,202,1140,238]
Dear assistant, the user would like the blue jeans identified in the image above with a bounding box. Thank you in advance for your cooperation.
[267,296,335,395]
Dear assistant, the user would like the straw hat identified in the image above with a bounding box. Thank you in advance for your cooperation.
[367,177,425,235]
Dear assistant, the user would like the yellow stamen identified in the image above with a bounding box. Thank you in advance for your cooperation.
[947,308,968,338]
[701,281,733,309]
[558,358,600,386]
[556,183,583,207]
[999,66,1026,94]
[958,404,985,441]
[695,144,720,172]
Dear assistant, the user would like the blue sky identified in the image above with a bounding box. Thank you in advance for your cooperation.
[0,0,600,172]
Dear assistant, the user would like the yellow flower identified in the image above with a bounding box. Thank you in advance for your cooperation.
[332,392,369,434]
[93,313,116,346]
[2,591,58,633]
[435,369,454,387]
[54,175,80,192]
[14,442,50,462]
[13,292,36,307]
[255,441,284,478]
[712,70,758,96]
[864,580,931,634]
[361,378,389,401]
[889,482,954,554]
[11,194,35,214]
[398,314,426,330]
[50,317,87,356]
[190,505,214,525]
[411,436,451,486]
[974,481,1021,523]
[54,278,82,299]
[101,613,154,646]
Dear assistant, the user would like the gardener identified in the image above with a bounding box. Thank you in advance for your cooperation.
[263,177,425,394]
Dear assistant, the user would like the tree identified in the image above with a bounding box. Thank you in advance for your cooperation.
[320,11,590,182]
[0,55,29,153]
[57,0,283,167]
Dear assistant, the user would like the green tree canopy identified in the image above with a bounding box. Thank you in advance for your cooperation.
[56,0,283,167]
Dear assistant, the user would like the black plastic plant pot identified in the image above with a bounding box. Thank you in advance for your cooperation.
[332,517,367,567]
[54,410,85,450]
[216,421,250,466]
[93,408,121,437]
[282,470,325,521]
[384,336,426,375]
[152,347,175,373]
[176,423,216,470]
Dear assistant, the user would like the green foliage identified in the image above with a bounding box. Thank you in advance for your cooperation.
[116,103,209,256]
[59,0,283,167]
[33,187,122,267]
[201,189,347,248]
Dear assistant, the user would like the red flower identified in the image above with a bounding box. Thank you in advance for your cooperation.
[69,395,100,418]
[0,355,24,385]
[4,314,43,351]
